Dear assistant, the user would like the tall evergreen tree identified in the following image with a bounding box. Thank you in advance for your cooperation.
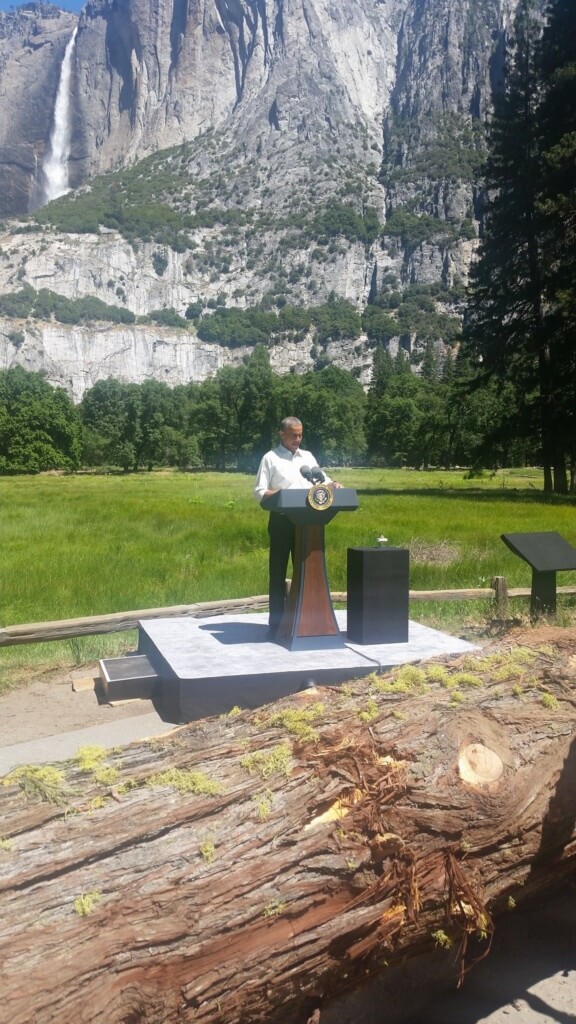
[537,0,576,489]
[293,365,366,467]
[462,0,564,491]
[365,344,395,461]
[237,345,277,472]
[364,344,424,467]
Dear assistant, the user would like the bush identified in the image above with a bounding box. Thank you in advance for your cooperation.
[196,299,362,348]
[197,307,278,346]
[382,210,447,250]
[0,286,36,318]
[152,250,169,276]
[311,297,361,343]
[312,203,381,245]
[185,301,204,322]
[362,305,398,342]
[0,287,135,325]
[148,308,188,328]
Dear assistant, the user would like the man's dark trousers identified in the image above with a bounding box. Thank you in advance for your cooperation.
[267,511,295,634]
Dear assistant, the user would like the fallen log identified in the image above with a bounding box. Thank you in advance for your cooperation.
[1,626,576,1024]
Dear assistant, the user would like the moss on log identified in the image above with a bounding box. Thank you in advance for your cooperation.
[1,626,576,1024]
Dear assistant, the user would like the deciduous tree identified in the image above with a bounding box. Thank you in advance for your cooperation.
[0,368,81,473]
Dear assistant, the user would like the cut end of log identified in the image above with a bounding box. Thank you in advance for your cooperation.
[459,743,504,790]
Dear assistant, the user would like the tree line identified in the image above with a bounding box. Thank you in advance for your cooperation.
[0,343,524,476]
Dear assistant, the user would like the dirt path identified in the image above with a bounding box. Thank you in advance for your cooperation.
[0,663,154,747]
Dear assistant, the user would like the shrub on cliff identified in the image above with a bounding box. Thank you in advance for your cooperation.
[0,288,135,325]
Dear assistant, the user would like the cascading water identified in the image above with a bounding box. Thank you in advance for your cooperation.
[42,26,78,204]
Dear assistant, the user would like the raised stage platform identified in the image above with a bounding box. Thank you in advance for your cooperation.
[100,612,479,724]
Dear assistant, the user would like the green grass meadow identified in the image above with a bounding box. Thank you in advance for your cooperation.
[1,468,575,682]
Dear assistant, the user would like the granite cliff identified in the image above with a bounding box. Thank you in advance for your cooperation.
[0,0,537,399]
[0,4,77,215]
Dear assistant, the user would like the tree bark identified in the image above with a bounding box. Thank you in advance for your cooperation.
[1,626,576,1024]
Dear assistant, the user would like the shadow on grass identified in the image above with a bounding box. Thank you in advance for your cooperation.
[356,487,576,506]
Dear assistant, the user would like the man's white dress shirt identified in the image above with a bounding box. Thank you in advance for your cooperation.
[253,445,331,503]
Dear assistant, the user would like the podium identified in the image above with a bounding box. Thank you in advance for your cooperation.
[261,487,358,650]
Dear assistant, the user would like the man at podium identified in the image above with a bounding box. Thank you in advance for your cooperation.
[253,417,340,639]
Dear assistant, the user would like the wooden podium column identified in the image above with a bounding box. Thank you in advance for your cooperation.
[277,524,343,650]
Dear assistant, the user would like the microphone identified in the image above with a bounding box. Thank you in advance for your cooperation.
[300,466,313,482]
[310,466,325,483]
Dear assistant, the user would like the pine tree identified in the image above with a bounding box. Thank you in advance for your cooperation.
[238,345,277,472]
[462,0,563,491]
[537,0,576,489]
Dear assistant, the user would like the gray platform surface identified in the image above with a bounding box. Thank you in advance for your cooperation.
[140,611,479,722]
[141,610,477,679]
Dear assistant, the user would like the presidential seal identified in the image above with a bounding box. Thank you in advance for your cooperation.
[307,483,334,511]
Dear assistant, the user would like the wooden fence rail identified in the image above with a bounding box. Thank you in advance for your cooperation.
[1,577,576,649]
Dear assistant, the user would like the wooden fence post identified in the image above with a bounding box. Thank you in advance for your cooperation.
[491,575,509,619]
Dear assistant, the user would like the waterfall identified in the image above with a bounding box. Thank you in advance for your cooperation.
[42,27,78,203]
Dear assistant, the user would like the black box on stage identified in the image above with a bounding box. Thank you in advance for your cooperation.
[347,547,409,644]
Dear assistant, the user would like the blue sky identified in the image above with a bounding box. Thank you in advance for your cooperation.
[0,0,84,11]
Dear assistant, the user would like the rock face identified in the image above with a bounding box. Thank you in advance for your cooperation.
[0,0,542,396]
[0,225,374,315]
[0,4,77,216]
[0,0,402,211]
[0,314,376,401]
[71,0,399,179]
[0,319,240,401]
[1,0,518,214]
